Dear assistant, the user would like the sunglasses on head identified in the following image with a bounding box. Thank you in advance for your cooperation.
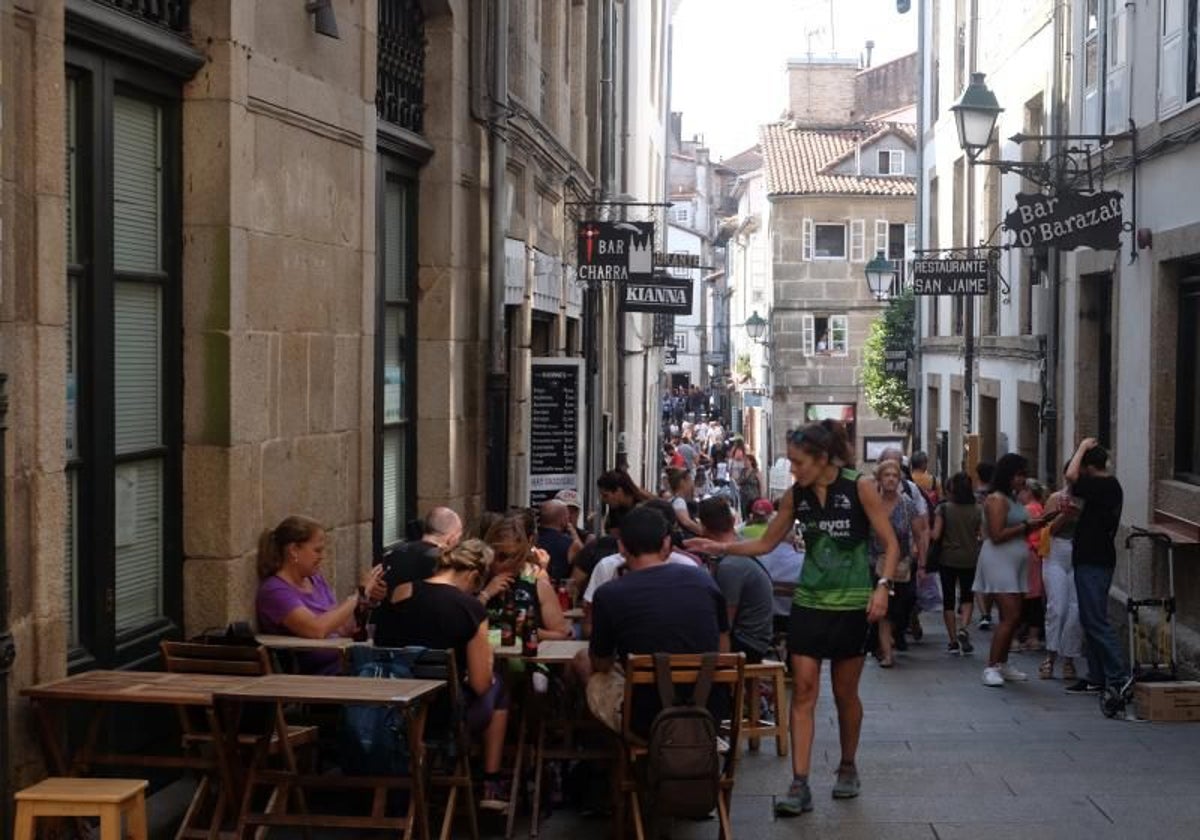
[788,425,831,448]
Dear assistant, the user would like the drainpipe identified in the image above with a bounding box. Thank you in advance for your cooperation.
[486,0,511,510]
[962,0,979,472]
[1043,0,1066,482]
[913,0,925,455]
[615,1,632,471]
[0,375,12,840]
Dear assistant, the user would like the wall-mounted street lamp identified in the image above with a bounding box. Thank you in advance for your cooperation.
[864,251,898,301]
[951,72,1004,162]
[744,310,768,343]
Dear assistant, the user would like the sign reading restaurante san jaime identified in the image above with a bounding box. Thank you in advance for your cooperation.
[911,257,991,295]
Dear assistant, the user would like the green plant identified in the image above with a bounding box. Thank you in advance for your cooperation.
[734,352,752,380]
[862,291,914,422]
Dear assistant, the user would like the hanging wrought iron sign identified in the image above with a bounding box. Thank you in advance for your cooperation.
[664,345,678,365]
[1004,189,1123,251]
[623,270,694,314]
[884,347,910,377]
[576,220,655,283]
[911,257,991,295]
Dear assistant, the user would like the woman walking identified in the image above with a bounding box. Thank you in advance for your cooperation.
[975,454,1056,687]
[1040,470,1083,680]
[687,419,898,816]
[870,460,922,668]
[933,472,982,655]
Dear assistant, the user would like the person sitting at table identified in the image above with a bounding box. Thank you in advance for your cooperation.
[584,505,730,738]
[255,515,387,674]
[373,539,512,813]
[697,496,775,664]
[481,516,571,640]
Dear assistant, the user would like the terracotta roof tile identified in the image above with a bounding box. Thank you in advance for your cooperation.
[760,121,917,197]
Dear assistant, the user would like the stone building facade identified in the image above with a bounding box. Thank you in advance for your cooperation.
[0,0,670,794]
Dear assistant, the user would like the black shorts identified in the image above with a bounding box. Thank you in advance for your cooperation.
[787,604,870,662]
[939,566,976,611]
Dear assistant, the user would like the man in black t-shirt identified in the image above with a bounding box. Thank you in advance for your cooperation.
[536,499,581,581]
[374,507,463,641]
[1065,438,1128,692]
[586,506,729,737]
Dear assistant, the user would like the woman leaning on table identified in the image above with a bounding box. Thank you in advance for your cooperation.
[687,419,899,818]
[255,515,387,675]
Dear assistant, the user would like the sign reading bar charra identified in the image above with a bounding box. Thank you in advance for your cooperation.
[576,220,655,282]
[911,258,990,295]
[1004,189,1123,251]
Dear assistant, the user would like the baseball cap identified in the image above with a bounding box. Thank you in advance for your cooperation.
[750,498,774,517]
[554,489,582,508]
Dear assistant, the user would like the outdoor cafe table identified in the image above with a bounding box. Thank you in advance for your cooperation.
[22,670,259,839]
[254,634,363,673]
[213,672,444,840]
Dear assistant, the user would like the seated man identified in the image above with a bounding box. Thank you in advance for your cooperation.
[697,497,775,663]
[374,507,463,643]
[535,499,582,582]
[586,506,730,737]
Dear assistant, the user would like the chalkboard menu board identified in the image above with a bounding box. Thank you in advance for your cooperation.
[529,359,584,505]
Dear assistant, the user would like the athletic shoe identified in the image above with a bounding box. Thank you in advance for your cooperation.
[978,614,992,631]
[982,666,1005,687]
[832,766,861,799]
[957,627,974,654]
[946,641,961,655]
[1064,679,1102,694]
[480,779,510,813]
[999,663,1028,682]
[774,779,814,816]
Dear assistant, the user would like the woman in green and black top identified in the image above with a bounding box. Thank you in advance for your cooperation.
[688,419,898,817]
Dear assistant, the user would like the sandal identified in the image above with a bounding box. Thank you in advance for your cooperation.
[879,655,895,668]
[1062,659,1077,681]
[1038,657,1054,679]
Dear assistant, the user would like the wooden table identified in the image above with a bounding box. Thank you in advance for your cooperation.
[214,673,444,840]
[254,634,365,673]
[492,639,589,663]
[23,671,259,839]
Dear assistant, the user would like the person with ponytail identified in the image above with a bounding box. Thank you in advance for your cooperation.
[687,418,899,817]
[255,515,387,674]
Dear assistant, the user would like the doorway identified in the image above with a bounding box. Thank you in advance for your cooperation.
[979,396,998,463]
[1018,400,1039,474]
[1077,272,1114,444]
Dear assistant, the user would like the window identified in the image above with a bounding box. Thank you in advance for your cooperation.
[802,314,849,356]
[377,157,418,550]
[1083,0,1101,130]
[669,204,690,225]
[1176,277,1200,483]
[877,149,905,175]
[1105,0,1129,133]
[850,219,866,262]
[1160,0,1200,115]
[875,220,890,260]
[65,54,183,667]
[805,222,846,260]
[673,332,688,353]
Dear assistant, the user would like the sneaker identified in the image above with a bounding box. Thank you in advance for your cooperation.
[982,666,1005,687]
[832,766,861,799]
[999,663,1028,682]
[957,627,974,654]
[480,779,510,813]
[946,641,961,655]
[1064,679,1102,695]
[978,614,992,631]
[774,779,814,816]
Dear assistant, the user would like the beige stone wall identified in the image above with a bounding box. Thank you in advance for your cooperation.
[787,61,859,125]
[182,0,378,633]
[853,53,918,121]
[0,0,69,779]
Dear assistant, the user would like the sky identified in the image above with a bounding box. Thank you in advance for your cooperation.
[670,0,918,161]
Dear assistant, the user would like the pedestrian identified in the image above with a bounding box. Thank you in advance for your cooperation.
[910,451,941,504]
[686,419,899,817]
[976,454,1056,687]
[973,460,996,629]
[1039,468,1083,681]
[1017,480,1047,653]
[737,453,764,519]
[667,467,706,537]
[869,459,922,668]
[933,471,982,655]
[1064,438,1127,697]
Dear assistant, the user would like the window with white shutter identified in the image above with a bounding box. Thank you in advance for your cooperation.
[850,220,865,262]
[905,223,917,262]
[802,314,815,356]
[1083,0,1101,132]
[802,218,814,261]
[875,220,889,260]
[830,315,849,356]
[1105,0,1129,133]
[1160,0,1186,115]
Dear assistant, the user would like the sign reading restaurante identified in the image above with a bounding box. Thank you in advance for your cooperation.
[911,257,990,295]
[1004,189,1123,251]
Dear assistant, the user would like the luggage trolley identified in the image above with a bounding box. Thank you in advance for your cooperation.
[1100,525,1180,718]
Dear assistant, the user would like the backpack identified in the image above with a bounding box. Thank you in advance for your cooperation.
[340,645,423,777]
[645,652,721,819]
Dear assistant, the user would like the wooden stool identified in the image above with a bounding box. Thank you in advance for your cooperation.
[743,660,789,756]
[14,777,148,840]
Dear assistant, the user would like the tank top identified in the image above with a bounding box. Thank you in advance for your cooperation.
[791,469,873,611]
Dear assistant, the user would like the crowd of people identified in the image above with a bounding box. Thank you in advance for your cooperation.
[250,411,1129,821]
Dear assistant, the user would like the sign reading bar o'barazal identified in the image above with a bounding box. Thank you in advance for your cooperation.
[911,258,990,295]
[1004,189,1123,251]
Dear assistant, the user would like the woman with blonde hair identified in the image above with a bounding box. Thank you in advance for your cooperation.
[869,459,923,668]
[375,539,512,811]
[255,515,386,674]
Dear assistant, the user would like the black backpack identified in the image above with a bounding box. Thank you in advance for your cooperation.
[646,652,721,819]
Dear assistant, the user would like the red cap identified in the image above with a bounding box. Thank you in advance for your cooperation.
[750,498,774,517]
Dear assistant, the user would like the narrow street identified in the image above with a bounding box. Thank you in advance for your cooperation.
[534,624,1200,839]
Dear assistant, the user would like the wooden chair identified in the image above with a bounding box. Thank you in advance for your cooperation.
[14,777,148,840]
[613,653,745,840]
[160,641,317,838]
[742,660,789,756]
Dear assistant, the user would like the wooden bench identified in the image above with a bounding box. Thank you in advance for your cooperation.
[743,660,789,756]
[14,777,148,840]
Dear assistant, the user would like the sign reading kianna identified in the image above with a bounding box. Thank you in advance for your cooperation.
[576,220,655,282]
[1004,190,1123,251]
[623,271,694,314]
[911,258,990,295]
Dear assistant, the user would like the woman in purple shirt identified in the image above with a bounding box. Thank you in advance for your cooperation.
[255,515,386,674]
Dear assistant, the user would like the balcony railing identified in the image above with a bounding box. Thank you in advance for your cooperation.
[88,0,190,36]
[377,0,426,133]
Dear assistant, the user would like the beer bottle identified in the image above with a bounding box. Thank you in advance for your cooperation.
[522,622,539,657]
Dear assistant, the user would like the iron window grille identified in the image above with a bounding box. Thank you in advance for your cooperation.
[88,0,190,36]
[377,0,427,133]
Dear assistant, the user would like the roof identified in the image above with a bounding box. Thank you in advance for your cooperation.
[759,121,917,197]
[719,144,763,174]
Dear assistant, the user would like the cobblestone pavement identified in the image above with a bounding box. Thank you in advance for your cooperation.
[531,621,1200,839]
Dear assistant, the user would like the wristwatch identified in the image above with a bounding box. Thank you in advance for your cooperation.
[876,577,895,596]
